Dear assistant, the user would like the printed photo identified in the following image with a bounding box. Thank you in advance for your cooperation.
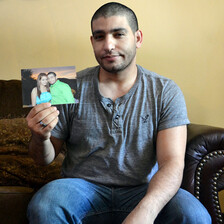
[21,66,77,107]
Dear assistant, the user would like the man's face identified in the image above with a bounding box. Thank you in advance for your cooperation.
[91,15,141,73]
[48,74,57,85]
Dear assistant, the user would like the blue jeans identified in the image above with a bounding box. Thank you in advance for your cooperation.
[27,178,211,224]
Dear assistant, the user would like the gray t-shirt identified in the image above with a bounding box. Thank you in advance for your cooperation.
[52,65,190,186]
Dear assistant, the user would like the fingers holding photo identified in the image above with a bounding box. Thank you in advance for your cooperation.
[26,103,59,137]
[38,108,60,130]
[26,103,52,120]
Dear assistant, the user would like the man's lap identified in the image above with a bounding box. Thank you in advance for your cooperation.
[27,178,211,224]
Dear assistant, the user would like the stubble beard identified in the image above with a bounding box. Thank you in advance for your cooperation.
[96,48,136,74]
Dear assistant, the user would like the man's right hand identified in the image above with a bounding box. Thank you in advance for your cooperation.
[26,103,60,141]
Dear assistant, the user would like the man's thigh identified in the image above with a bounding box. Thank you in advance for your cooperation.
[111,186,211,224]
[27,178,113,224]
[155,188,211,224]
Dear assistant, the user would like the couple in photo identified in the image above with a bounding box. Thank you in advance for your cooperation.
[31,72,75,106]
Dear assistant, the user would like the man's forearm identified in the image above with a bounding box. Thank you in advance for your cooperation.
[140,161,184,220]
[122,161,184,224]
[29,135,56,166]
[123,126,187,224]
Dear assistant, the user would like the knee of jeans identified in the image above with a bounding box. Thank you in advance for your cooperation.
[162,189,212,224]
[179,202,212,224]
[27,193,52,219]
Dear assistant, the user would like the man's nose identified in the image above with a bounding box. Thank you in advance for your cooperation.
[104,35,115,52]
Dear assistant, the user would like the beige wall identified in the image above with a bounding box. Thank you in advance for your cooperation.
[0,0,223,128]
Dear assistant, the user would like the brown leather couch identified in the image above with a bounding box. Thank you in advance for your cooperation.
[0,80,223,224]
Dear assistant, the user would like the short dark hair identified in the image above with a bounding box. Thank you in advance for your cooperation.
[91,2,139,34]
[47,72,56,77]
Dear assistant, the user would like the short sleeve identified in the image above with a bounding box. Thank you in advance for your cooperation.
[158,80,190,131]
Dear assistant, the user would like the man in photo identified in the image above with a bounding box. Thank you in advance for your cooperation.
[47,71,75,105]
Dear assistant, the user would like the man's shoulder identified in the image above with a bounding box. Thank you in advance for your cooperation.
[137,65,177,90]
[56,80,70,87]
[138,65,171,82]
[76,66,99,79]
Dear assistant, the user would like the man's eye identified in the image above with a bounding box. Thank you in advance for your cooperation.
[114,33,125,38]
[94,35,104,40]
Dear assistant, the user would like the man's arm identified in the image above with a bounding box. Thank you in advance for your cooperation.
[122,125,187,224]
[26,103,64,166]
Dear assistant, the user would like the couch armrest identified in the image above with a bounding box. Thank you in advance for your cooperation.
[182,123,224,224]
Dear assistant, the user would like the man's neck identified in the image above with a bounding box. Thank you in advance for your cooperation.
[52,80,58,86]
[98,64,138,102]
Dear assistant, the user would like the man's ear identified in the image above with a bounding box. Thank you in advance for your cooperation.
[135,30,143,49]
[90,36,94,46]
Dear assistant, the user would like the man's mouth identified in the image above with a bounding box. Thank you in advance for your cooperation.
[101,53,123,61]
[102,54,119,58]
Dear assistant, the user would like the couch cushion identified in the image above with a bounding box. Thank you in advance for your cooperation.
[0,155,62,188]
[0,118,31,153]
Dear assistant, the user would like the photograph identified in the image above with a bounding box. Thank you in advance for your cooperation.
[21,66,77,107]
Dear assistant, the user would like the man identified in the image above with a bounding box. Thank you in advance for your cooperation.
[26,2,211,224]
[47,71,75,105]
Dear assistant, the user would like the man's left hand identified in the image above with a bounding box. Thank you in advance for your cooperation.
[122,202,154,224]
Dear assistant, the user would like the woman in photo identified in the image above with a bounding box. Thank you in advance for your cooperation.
[31,73,52,106]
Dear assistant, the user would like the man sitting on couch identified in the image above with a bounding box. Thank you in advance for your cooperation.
[26,2,211,224]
